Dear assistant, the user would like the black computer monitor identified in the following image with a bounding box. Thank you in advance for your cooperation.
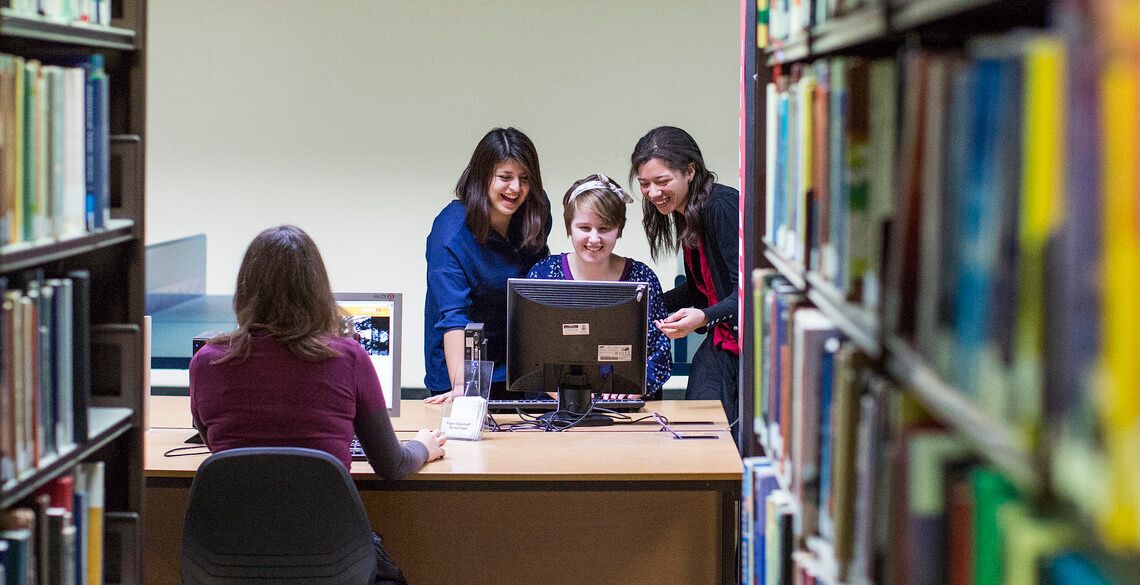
[506,278,648,424]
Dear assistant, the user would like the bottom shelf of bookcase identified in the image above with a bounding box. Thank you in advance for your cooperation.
[1,406,134,508]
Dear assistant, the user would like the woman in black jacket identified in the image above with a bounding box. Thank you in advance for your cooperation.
[630,126,740,433]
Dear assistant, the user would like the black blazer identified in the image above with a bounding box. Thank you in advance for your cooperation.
[661,183,740,336]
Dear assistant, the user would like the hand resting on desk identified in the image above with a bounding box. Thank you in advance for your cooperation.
[414,428,447,462]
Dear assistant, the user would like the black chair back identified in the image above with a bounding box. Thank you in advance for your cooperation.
[181,447,376,585]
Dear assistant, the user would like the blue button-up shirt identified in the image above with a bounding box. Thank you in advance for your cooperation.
[423,200,549,391]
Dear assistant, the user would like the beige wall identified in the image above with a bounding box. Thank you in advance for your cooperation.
[146,0,740,387]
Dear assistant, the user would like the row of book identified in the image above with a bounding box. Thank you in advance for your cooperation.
[759,4,1140,550]
[743,454,1124,585]
[1,464,104,585]
[747,269,1131,583]
[0,271,92,486]
[2,0,113,27]
[760,0,874,48]
[0,52,111,249]
[764,56,894,310]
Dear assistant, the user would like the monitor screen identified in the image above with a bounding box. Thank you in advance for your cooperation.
[336,292,401,417]
[506,279,648,396]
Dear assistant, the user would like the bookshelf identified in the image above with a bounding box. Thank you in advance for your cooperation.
[0,8,136,50]
[740,0,1139,582]
[1,218,134,273]
[1,0,147,582]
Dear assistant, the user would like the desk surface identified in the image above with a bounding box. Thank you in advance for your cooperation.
[148,395,731,432]
[146,399,741,481]
[147,426,742,481]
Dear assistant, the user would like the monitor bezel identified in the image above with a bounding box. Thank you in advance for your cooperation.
[505,278,649,396]
[334,292,402,417]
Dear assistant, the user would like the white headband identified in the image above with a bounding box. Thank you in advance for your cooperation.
[568,173,634,204]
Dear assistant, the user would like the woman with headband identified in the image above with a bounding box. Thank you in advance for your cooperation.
[631,126,740,436]
[526,173,672,399]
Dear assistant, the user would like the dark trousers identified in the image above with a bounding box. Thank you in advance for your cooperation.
[686,336,740,441]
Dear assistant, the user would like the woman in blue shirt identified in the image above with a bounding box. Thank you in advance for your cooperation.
[423,127,551,402]
[526,173,672,398]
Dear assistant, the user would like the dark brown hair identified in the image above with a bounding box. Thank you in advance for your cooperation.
[455,127,550,253]
[562,174,629,237]
[210,225,349,363]
[629,126,717,262]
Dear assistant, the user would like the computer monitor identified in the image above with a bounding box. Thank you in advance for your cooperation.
[506,279,648,422]
[335,292,401,417]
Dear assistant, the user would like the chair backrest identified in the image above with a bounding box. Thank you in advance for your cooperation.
[181,447,376,585]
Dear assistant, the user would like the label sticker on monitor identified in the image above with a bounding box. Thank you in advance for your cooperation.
[598,345,632,362]
[562,323,590,335]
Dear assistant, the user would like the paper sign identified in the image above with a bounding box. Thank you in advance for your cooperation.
[441,396,487,440]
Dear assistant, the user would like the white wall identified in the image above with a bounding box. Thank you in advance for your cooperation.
[146,0,740,388]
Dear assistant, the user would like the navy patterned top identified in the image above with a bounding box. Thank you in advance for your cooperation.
[526,253,672,398]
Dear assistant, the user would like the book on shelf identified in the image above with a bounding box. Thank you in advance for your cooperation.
[0,271,92,481]
[744,267,1116,583]
[0,467,103,585]
[789,308,838,539]
[3,0,114,26]
[743,457,783,585]
[764,56,895,308]
[0,52,110,249]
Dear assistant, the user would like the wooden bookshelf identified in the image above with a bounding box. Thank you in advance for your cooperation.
[0,218,135,273]
[758,242,1037,492]
[759,243,880,357]
[766,37,810,66]
[883,337,1040,493]
[809,7,890,56]
[0,7,136,50]
[1,0,147,581]
[736,0,1140,578]
[757,0,1047,70]
[0,407,133,508]
[761,245,806,290]
[803,273,880,359]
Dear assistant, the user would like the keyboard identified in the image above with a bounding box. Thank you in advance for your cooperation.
[487,398,645,414]
[351,437,366,461]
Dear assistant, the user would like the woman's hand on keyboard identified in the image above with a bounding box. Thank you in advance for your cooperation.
[415,428,447,462]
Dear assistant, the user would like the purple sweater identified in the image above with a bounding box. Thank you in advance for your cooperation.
[190,334,427,475]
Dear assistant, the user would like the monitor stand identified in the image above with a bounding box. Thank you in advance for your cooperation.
[537,385,614,428]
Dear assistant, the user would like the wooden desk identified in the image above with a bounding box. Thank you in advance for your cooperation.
[147,395,731,433]
[144,402,742,585]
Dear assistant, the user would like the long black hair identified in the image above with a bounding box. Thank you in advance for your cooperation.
[629,126,717,262]
[455,127,550,253]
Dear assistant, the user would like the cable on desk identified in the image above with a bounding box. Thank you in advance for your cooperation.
[164,445,212,457]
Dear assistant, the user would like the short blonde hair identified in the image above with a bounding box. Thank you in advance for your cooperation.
[562,174,629,236]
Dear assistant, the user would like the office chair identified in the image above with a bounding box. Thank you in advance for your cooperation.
[181,447,377,585]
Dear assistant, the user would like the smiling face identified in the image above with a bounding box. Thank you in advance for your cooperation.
[487,159,530,234]
[569,207,620,266]
[636,157,694,216]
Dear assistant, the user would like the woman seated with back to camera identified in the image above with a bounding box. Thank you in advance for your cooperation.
[526,173,672,399]
[189,225,446,584]
[190,224,446,471]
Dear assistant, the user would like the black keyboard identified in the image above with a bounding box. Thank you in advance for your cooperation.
[487,398,645,414]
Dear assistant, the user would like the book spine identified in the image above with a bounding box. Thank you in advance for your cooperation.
[80,462,103,585]
[67,271,90,444]
[88,56,108,231]
[0,277,11,483]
